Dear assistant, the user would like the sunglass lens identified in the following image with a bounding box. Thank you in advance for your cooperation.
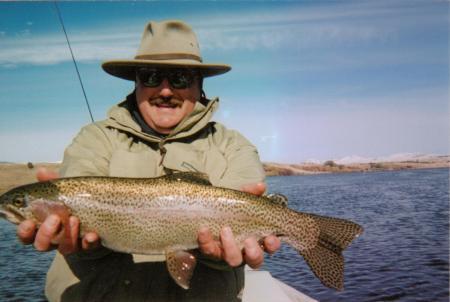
[168,70,193,89]
[138,69,162,87]
[137,68,197,89]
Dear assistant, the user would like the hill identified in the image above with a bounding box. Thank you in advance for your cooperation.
[264,155,449,176]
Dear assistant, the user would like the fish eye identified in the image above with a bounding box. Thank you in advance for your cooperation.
[13,197,25,207]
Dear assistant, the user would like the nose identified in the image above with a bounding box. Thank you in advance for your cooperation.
[159,79,174,98]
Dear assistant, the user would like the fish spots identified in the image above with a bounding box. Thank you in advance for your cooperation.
[2,174,362,290]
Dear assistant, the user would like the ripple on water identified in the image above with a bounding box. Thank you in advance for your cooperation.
[377,286,408,301]
[425,258,449,271]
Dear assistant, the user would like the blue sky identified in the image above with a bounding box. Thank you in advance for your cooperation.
[0,1,448,163]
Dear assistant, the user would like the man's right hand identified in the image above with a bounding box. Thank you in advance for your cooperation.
[16,168,100,255]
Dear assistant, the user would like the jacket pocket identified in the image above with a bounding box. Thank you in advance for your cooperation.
[162,143,206,173]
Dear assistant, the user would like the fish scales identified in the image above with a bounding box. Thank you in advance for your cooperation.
[0,172,363,290]
[55,176,316,254]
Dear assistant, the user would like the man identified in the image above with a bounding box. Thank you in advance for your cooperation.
[17,20,280,301]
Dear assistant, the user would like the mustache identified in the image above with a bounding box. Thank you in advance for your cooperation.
[149,97,184,107]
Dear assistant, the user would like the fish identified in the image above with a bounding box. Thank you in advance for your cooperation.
[0,172,363,290]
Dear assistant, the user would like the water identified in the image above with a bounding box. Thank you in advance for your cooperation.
[0,225,54,301]
[0,168,448,301]
[263,168,449,301]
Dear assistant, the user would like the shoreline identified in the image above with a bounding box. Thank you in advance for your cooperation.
[263,157,449,176]
[0,158,448,193]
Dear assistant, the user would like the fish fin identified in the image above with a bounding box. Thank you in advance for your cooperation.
[265,193,288,207]
[307,213,364,250]
[300,214,363,290]
[165,249,197,289]
[166,172,211,186]
[299,242,345,290]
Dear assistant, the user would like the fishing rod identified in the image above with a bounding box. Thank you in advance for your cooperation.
[53,1,95,123]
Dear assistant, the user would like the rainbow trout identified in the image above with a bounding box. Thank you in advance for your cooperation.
[0,173,363,290]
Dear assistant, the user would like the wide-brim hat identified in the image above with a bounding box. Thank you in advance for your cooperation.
[102,20,231,81]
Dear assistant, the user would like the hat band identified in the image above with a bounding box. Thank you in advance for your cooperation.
[135,53,203,62]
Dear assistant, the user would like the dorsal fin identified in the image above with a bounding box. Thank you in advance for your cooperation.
[165,172,211,186]
[265,193,289,207]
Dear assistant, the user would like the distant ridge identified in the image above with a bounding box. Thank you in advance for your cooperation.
[333,153,448,165]
[0,161,62,165]
[263,154,449,176]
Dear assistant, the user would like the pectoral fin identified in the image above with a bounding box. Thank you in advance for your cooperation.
[165,249,197,289]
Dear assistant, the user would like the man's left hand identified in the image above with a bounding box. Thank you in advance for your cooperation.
[197,182,281,269]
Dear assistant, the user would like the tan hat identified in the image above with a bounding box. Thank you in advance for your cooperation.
[102,20,231,80]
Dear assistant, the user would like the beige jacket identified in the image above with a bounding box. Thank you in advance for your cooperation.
[45,95,265,302]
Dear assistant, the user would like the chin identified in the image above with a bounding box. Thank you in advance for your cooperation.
[154,123,178,133]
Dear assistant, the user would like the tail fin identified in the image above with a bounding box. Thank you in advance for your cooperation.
[281,212,363,290]
[301,213,363,290]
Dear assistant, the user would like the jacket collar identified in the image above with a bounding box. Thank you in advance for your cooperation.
[104,91,219,142]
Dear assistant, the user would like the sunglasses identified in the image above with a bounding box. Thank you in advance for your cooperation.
[136,68,200,89]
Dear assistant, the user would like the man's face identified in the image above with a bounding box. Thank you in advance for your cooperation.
[135,68,201,134]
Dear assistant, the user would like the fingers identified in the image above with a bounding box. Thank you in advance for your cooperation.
[81,232,100,251]
[243,235,281,268]
[197,226,280,268]
[36,167,60,182]
[262,235,281,254]
[17,220,37,245]
[243,237,264,269]
[240,182,266,196]
[34,215,61,251]
[220,227,243,267]
[198,226,222,259]
[58,216,80,255]
[18,215,99,254]
[198,226,243,266]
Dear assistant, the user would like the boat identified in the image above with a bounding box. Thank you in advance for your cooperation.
[243,267,318,302]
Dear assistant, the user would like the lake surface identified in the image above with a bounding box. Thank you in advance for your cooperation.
[0,168,448,301]
[264,168,449,301]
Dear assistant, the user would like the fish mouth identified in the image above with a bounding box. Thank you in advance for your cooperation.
[0,206,25,225]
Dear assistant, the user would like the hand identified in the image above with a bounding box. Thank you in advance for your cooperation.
[16,168,100,255]
[197,182,281,269]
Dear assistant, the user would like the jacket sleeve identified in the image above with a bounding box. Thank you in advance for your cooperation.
[212,125,266,191]
[58,123,114,262]
[60,123,113,177]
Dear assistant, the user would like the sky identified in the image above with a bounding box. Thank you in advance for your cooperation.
[0,1,448,163]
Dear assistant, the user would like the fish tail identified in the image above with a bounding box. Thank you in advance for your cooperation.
[299,213,363,290]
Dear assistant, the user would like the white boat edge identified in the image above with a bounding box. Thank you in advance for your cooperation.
[243,267,318,302]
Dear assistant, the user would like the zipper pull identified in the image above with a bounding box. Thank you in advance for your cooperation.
[159,142,167,166]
